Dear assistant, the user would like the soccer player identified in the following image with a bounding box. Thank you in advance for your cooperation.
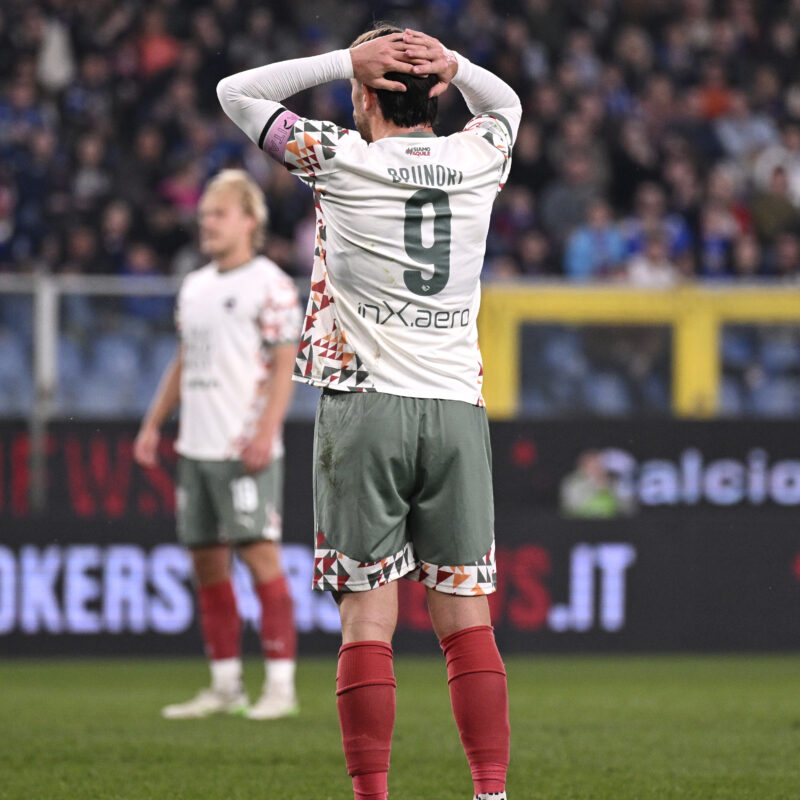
[133,169,301,721]
[217,25,520,800]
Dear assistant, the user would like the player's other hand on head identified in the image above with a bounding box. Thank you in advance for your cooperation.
[241,432,273,474]
[402,29,458,98]
[351,31,428,92]
[134,425,160,469]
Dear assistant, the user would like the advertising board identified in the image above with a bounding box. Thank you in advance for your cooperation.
[1,421,798,655]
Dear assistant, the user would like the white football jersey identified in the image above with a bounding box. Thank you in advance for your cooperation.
[266,110,513,404]
[175,256,301,460]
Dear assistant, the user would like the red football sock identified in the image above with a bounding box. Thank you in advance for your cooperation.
[336,641,396,800]
[197,579,240,660]
[440,625,510,796]
[256,576,297,660]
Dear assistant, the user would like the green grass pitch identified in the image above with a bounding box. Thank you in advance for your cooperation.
[2,654,799,799]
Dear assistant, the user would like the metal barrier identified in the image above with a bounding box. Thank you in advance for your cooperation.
[479,283,800,419]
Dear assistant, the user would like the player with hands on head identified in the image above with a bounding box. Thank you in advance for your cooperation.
[218,23,521,800]
[134,169,302,722]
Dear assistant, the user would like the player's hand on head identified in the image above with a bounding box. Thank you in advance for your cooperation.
[402,29,458,97]
[350,32,424,92]
[133,426,160,468]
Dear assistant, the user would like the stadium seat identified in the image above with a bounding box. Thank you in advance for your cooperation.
[719,375,746,416]
[582,372,633,416]
[0,296,34,349]
[146,333,178,378]
[540,329,588,380]
[748,377,800,417]
[519,387,555,417]
[721,328,757,370]
[0,328,32,415]
[759,332,800,374]
[91,333,142,385]
[53,335,87,414]
[640,374,669,412]
[75,374,135,417]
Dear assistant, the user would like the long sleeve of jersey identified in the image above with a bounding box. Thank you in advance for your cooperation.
[451,52,522,145]
[216,49,354,147]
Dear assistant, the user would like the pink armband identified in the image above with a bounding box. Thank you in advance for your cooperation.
[262,109,300,162]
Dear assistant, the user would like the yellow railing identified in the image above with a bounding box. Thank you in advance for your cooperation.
[478,284,800,419]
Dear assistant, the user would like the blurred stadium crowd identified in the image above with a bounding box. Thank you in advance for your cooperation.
[2,0,800,417]
[3,0,800,281]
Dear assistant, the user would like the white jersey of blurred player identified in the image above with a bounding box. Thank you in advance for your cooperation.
[176,256,299,460]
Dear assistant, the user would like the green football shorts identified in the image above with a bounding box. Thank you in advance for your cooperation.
[176,456,284,548]
[312,391,496,595]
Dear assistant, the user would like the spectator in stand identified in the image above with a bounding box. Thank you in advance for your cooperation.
[71,133,112,215]
[516,230,556,277]
[548,112,609,190]
[610,118,661,213]
[731,233,765,279]
[715,90,779,162]
[614,26,654,91]
[625,231,681,288]
[706,164,752,235]
[0,177,16,267]
[63,52,114,135]
[0,79,51,157]
[506,121,555,193]
[137,6,179,79]
[488,185,537,259]
[564,197,625,282]
[697,59,733,120]
[116,125,166,208]
[100,201,134,274]
[771,232,800,280]
[1,0,800,285]
[667,86,724,164]
[768,17,799,84]
[541,150,600,243]
[120,242,172,324]
[697,201,740,279]
[620,183,693,271]
[158,160,204,225]
[752,166,800,244]
[61,226,103,276]
[753,123,800,207]
[663,154,703,239]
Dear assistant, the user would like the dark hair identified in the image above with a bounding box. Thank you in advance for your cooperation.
[351,23,438,128]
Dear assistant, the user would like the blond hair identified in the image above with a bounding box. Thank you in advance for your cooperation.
[202,169,268,250]
[350,22,401,48]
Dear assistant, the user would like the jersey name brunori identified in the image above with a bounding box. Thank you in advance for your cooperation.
[264,111,513,405]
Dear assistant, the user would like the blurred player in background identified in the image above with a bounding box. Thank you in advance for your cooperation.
[133,169,301,721]
[218,24,520,800]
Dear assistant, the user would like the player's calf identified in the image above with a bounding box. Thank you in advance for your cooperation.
[441,625,510,797]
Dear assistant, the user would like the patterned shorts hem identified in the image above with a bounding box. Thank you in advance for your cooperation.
[312,532,496,596]
[313,561,419,593]
[408,562,496,596]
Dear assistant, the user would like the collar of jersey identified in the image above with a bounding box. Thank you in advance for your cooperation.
[386,131,437,139]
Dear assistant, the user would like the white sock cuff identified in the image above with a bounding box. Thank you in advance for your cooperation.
[265,658,296,687]
[210,657,242,692]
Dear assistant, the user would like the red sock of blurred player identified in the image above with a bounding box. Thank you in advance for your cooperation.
[336,641,396,800]
[198,579,240,660]
[440,625,510,796]
[256,576,297,660]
